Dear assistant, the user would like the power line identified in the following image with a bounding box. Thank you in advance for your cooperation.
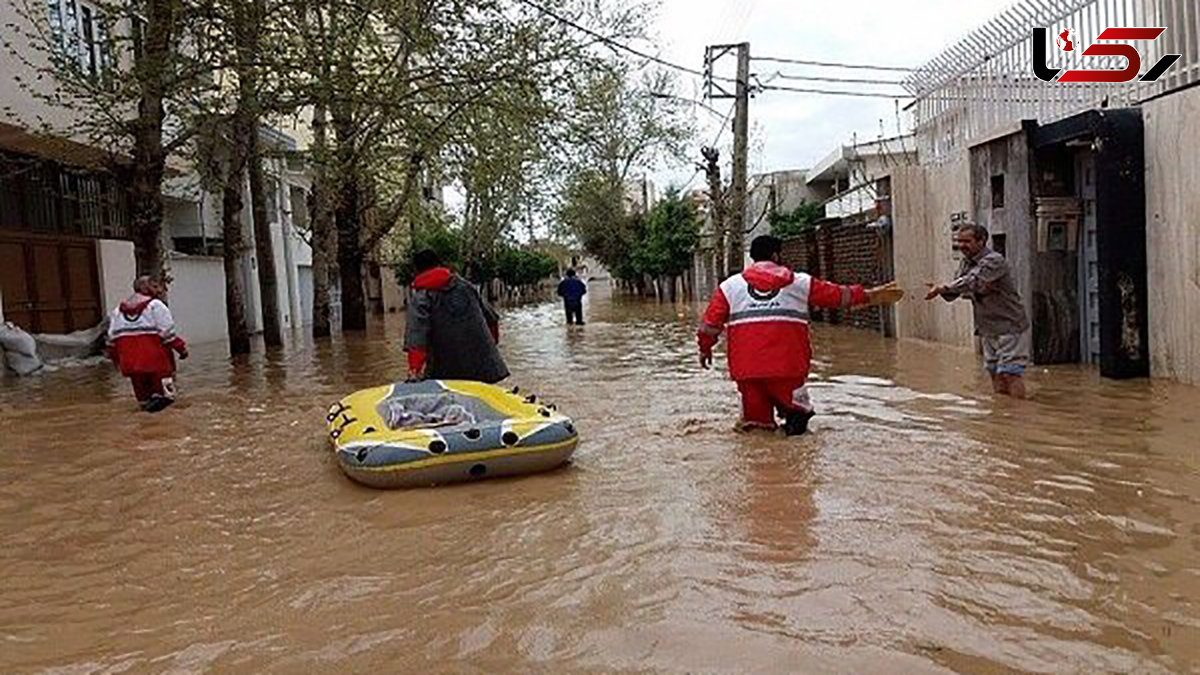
[758,84,914,99]
[709,101,736,146]
[513,0,735,83]
[752,55,914,73]
[766,71,906,87]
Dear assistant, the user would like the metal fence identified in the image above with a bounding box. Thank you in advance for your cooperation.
[905,0,1200,162]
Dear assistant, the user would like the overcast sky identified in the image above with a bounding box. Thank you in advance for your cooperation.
[647,0,1015,189]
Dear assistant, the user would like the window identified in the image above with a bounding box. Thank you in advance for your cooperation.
[0,151,131,238]
[47,0,110,76]
[993,233,1007,257]
[991,175,1005,209]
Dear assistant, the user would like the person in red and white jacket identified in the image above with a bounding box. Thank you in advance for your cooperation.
[698,235,895,435]
[107,275,188,412]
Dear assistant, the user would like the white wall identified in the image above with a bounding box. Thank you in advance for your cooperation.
[96,239,136,313]
[168,255,228,344]
[891,160,976,348]
[0,2,90,141]
[1144,86,1200,387]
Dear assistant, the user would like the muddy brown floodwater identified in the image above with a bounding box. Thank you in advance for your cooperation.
[2,285,1200,674]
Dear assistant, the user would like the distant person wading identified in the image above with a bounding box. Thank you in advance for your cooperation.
[557,269,587,326]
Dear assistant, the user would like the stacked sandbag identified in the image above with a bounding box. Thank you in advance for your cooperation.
[0,321,44,376]
[34,318,109,361]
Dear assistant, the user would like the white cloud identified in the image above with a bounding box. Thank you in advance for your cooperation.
[648,0,1015,189]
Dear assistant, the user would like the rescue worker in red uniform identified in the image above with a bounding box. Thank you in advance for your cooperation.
[698,235,896,435]
[107,275,188,412]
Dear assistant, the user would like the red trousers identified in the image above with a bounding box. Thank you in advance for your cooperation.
[736,378,812,427]
[129,374,175,403]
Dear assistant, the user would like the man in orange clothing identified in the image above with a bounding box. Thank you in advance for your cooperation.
[107,275,188,412]
[698,235,899,435]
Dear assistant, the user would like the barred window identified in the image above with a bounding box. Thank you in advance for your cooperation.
[0,152,131,239]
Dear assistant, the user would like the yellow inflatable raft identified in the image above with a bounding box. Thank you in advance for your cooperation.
[326,380,578,488]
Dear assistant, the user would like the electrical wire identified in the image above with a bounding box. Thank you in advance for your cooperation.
[767,71,906,87]
[758,84,913,99]
[681,101,736,192]
[752,55,914,73]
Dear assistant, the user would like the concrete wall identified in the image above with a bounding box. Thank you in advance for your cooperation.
[891,159,975,347]
[96,239,136,313]
[168,256,228,344]
[1144,86,1200,387]
[970,131,1035,325]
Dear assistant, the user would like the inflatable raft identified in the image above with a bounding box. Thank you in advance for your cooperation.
[326,380,578,488]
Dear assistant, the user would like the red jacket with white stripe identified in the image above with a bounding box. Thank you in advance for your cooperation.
[698,262,866,381]
[106,293,187,377]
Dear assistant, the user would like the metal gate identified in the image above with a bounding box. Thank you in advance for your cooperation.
[1076,152,1101,365]
[0,232,102,334]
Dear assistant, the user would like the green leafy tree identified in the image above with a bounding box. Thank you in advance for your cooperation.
[769,200,824,239]
[635,188,700,279]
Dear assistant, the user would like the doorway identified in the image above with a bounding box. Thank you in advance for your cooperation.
[0,232,102,333]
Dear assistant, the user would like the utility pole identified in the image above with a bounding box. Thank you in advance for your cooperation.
[704,42,751,277]
[727,42,750,277]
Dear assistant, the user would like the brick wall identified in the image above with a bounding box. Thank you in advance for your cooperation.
[780,220,885,331]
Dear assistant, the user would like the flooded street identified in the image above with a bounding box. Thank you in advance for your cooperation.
[2,285,1200,674]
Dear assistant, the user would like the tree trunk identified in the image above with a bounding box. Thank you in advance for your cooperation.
[222,108,254,356]
[331,51,367,331]
[129,0,177,278]
[701,147,728,280]
[249,135,283,347]
[306,4,335,338]
[309,102,335,337]
[221,179,252,356]
[336,174,367,331]
[130,155,166,277]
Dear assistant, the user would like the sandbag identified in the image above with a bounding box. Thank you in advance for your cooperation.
[0,321,44,375]
[34,318,109,361]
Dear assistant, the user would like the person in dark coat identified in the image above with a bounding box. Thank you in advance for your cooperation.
[404,250,509,384]
[557,268,587,325]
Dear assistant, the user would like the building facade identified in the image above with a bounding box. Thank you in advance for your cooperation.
[894,0,1200,385]
[0,1,320,346]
